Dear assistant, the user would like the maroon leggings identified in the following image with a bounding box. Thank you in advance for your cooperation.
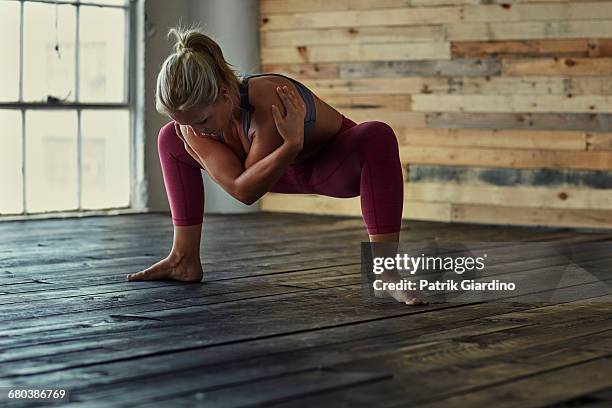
[157,115,403,235]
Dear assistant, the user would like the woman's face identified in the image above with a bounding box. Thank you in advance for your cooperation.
[171,85,239,140]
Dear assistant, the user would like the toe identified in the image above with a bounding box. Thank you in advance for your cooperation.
[127,271,145,281]
[127,267,166,281]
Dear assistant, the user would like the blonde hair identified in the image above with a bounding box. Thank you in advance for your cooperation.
[155,24,243,117]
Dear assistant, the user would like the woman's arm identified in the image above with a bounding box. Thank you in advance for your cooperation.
[176,81,305,204]
[182,126,300,205]
[243,81,305,170]
[174,122,207,168]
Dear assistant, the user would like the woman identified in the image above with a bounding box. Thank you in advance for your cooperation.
[126,26,426,305]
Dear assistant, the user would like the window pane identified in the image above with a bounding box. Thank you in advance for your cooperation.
[26,111,78,213]
[0,111,23,214]
[0,2,20,102]
[23,2,76,102]
[81,110,130,209]
[83,1,128,5]
[79,6,125,102]
[58,0,127,3]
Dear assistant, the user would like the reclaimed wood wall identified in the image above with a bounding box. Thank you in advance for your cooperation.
[258,0,612,229]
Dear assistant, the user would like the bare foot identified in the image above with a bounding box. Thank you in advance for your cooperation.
[373,269,428,305]
[127,252,203,282]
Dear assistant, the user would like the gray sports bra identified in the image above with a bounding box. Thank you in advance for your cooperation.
[239,73,316,146]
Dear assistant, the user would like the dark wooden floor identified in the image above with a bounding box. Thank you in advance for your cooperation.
[1,212,611,408]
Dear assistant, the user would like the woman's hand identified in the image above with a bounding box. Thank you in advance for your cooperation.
[174,122,205,167]
[271,85,306,151]
[174,122,201,141]
[174,122,188,143]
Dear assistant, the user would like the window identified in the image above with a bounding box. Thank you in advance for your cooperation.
[0,0,135,216]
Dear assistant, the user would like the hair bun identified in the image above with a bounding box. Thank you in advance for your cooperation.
[156,23,242,117]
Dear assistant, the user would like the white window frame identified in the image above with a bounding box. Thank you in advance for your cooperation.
[0,0,146,221]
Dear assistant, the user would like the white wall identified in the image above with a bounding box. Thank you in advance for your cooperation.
[143,0,261,214]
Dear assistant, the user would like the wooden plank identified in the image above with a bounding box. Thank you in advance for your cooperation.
[4,214,608,408]
[447,20,612,41]
[462,2,612,22]
[261,188,612,228]
[323,94,411,111]
[0,212,364,241]
[4,228,600,303]
[130,342,612,407]
[405,182,612,210]
[403,200,452,222]
[451,39,609,58]
[571,77,612,95]
[0,301,556,405]
[339,60,498,78]
[261,3,612,31]
[260,7,463,32]
[0,215,604,310]
[3,276,608,366]
[451,203,612,228]
[303,77,448,95]
[261,25,446,47]
[0,222,372,270]
[426,112,612,132]
[80,298,602,406]
[3,212,611,406]
[128,370,391,408]
[260,0,481,14]
[447,76,567,95]
[415,357,612,408]
[489,0,612,3]
[12,232,599,317]
[399,145,612,171]
[263,183,612,225]
[503,57,612,76]
[0,287,449,373]
[260,63,341,79]
[261,194,362,217]
[343,110,427,127]
[398,127,587,150]
[309,76,570,97]
[407,165,612,188]
[261,194,455,223]
[412,94,612,113]
[4,288,609,401]
[406,203,612,229]
[261,42,451,64]
[588,132,612,150]
[263,323,612,407]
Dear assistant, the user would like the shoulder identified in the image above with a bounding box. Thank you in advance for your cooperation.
[159,120,175,135]
[248,75,296,130]
[248,75,296,109]
[158,121,180,145]
[243,75,294,146]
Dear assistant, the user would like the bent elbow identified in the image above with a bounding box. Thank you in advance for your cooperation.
[241,194,258,206]
[243,198,256,206]
[234,187,257,206]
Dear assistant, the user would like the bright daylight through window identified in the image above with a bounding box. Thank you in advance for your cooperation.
[0,0,132,216]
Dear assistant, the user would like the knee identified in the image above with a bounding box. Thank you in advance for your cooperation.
[376,121,399,148]
[360,121,399,151]
[157,121,181,154]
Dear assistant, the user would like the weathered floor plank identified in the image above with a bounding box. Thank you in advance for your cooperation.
[0,212,611,408]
